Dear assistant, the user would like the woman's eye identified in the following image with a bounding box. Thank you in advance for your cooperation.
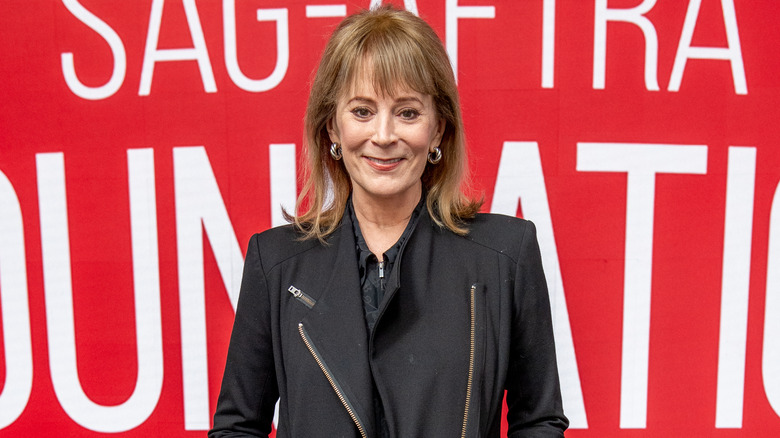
[351,107,371,118]
[399,109,420,120]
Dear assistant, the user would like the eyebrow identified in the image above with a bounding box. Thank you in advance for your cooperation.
[346,95,425,106]
[395,96,425,105]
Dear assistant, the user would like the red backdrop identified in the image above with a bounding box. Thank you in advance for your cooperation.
[1,0,779,436]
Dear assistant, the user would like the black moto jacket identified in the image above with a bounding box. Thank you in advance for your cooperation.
[209,209,568,437]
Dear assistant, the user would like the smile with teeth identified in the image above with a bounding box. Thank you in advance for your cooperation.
[366,157,402,164]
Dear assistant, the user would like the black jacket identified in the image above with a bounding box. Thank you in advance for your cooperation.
[209,209,568,437]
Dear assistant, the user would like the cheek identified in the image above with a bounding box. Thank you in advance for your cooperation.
[412,124,441,150]
[410,135,433,164]
[337,120,368,148]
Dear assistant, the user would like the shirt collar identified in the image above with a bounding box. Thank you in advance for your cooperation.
[348,194,425,264]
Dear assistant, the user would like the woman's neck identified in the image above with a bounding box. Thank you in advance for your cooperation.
[351,186,421,257]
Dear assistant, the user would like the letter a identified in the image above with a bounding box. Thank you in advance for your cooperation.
[139,0,216,95]
[668,0,747,95]
[493,141,588,428]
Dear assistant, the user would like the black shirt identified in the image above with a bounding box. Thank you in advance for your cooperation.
[348,196,424,333]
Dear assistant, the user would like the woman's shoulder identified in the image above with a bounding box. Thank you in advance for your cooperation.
[254,223,299,242]
[247,223,325,266]
[461,213,538,261]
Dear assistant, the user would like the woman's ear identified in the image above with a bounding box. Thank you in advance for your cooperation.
[327,117,340,144]
[433,118,445,147]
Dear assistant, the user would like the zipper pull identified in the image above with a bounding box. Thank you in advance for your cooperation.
[378,260,385,279]
[288,285,302,298]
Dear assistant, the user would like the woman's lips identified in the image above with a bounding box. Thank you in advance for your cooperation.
[365,156,402,171]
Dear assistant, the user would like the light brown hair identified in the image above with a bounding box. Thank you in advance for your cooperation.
[290,5,481,240]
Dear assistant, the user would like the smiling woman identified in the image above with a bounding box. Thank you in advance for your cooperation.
[293,4,481,241]
[209,5,568,438]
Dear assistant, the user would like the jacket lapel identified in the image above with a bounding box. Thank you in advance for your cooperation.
[299,214,376,436]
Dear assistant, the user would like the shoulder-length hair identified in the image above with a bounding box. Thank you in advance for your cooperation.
[290,5,482,240]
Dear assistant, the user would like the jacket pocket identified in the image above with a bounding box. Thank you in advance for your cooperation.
[298,323,367,438]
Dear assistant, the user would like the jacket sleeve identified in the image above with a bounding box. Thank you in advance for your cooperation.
[209,234,279,438]
[505,221,569,437]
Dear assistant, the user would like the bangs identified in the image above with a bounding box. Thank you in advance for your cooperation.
[340,23,438,98]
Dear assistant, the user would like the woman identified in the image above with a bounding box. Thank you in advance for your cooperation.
[209,6,568,438]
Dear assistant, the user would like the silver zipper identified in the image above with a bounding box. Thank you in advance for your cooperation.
[298,323,367,438]
[461,284,477,438]
[288,285,316,308]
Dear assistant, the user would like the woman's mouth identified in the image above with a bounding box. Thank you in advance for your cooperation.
[367,157,401,164]
[365,156,403,170]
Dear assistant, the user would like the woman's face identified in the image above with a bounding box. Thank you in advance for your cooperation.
[328,72,444,207]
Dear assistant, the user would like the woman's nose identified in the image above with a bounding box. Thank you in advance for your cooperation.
[372,112,398,146]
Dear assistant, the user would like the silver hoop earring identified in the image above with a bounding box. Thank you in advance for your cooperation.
[330,142,342,160]
[427,147,442,164]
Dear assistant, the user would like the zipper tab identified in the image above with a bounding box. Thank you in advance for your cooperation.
[288,285,316,309]
[288,285,302,298]
[378,260,385,279]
